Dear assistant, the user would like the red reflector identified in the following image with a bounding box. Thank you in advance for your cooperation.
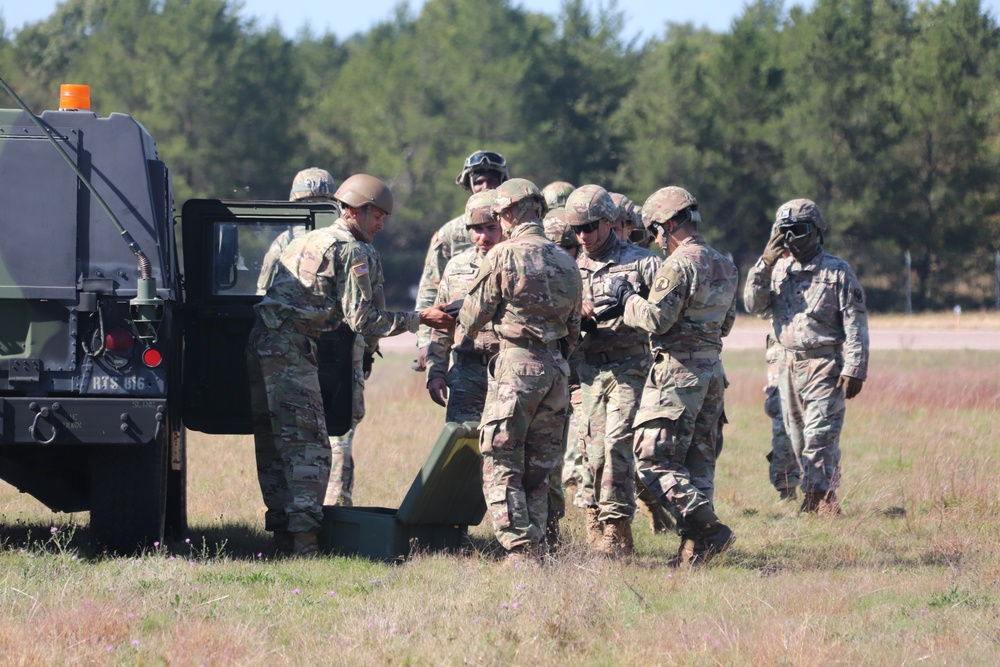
[142,347,163,368]
[105,328,133,351]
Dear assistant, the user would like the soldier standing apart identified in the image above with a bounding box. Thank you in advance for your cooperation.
[459,178,583,563]
[595,186,737,566]
[744,199,869,513]
[255,168,366,508]
[425,190,502,422]
[248,174,453,556]
[568,185,660,558]
[413,150,509,370]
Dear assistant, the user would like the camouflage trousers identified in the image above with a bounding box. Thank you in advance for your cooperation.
[765,339,797,493]
[577,352,650,522]
[324,338,367,507]
[444,351,491,424]
[633,350,726,532]
[247,320,330,533]
[480,345,570,551]
[778,348,846,495]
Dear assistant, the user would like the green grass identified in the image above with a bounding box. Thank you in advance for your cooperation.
[1,346,999,664]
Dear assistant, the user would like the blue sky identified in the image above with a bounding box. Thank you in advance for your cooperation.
[3,1,998,42]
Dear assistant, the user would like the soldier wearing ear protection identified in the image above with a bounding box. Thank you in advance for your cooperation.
[744,198,870,515]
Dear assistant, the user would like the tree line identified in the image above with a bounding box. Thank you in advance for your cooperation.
[2,0,998,310]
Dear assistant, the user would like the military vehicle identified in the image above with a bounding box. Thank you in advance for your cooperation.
[0,80,345,553]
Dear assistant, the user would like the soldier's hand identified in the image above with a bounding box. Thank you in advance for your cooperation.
[419,305,455,332]
[837,374,864,399]
[442,299,464,317]
[413,345,428,371]
[593,277,636,322]
[363,351,375,379]
[581,298,596,320]
[761,232,786,267]
[427,377,448,407]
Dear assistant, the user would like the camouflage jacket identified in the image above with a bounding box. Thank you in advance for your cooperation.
[426,247,500,382]
[578,233,661,354]
[459,220,583,355]
[414,213,473,347]
[744,250,869,380]
[255,218,418,341]
[622,234,737,353]
[256,225,307,295]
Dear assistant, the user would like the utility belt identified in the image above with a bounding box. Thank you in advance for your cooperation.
[784,344,842,360]
[584,344,649,366]
[500,337,561,352]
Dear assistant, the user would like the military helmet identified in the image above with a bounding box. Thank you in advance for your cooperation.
[609,192,643,229]
[334,174,394,215]
[465,189,496,228]
[289,167,336,201]
[775,198,827,233]
[565,184,617,227]
[642,186,699,226]
[543,213,580,250]
[542,181,576,209]
[490,178,547,218]
[455,150,510,190]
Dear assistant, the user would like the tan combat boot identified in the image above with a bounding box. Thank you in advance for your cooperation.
[601,518,634,559]
[637,491,674,534]
[800,491,825,513]
[545,514,561,553]
[669,536,698,568]
[585,507,604,552]
[671,505,735,567]
[291,529,320,557]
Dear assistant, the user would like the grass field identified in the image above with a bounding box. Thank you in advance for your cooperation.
[1,325,999,664]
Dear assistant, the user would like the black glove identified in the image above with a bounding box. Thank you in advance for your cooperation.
[443,299,464,317]
[580,317,598,334]
[363,348,381,379]
[593,277,637,322]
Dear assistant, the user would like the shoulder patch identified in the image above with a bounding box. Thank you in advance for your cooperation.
[649,263,683,302]
[853,288,864,304]
[352,262,369,278]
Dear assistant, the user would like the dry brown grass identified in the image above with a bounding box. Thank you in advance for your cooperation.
[1,348,999,664]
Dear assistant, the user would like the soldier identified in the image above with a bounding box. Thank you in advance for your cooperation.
[458,178,583,563]
[248,174,453,556]
[256,167,338,294]
[569,185,661,558]
[413,150,509,370]
[608,192,649,248]
[744,199,869,513]
[595,186,738,566]
[425,190,502,423]
[254,168,363,509]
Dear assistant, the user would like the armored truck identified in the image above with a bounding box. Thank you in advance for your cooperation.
[0,84,342,553]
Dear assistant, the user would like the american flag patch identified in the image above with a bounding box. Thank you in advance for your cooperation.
[352,262,369,278]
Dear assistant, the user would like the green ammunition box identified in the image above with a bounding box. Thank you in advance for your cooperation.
[319,421,487,561]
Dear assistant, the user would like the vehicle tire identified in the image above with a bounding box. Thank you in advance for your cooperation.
[89,430,168,555]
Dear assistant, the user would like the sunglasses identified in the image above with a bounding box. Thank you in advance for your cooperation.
[464,151,506,169]
[572,220,601,235]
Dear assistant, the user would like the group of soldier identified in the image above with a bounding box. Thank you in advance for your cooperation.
[248,149,869,565]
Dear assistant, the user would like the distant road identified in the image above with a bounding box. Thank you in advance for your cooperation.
[378,327,999,353]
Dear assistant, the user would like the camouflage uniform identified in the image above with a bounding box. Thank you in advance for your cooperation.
[623,234,737,526]
[249,217,419,534]
[764,334,797,496]
[744,243,869,498]
[575,216,660,523]
[414,215,473,348]
[255,200,359,508]
[427,246,500,423]
[459,212,582,553]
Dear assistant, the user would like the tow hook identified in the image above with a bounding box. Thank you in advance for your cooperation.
[28,402,60,445]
